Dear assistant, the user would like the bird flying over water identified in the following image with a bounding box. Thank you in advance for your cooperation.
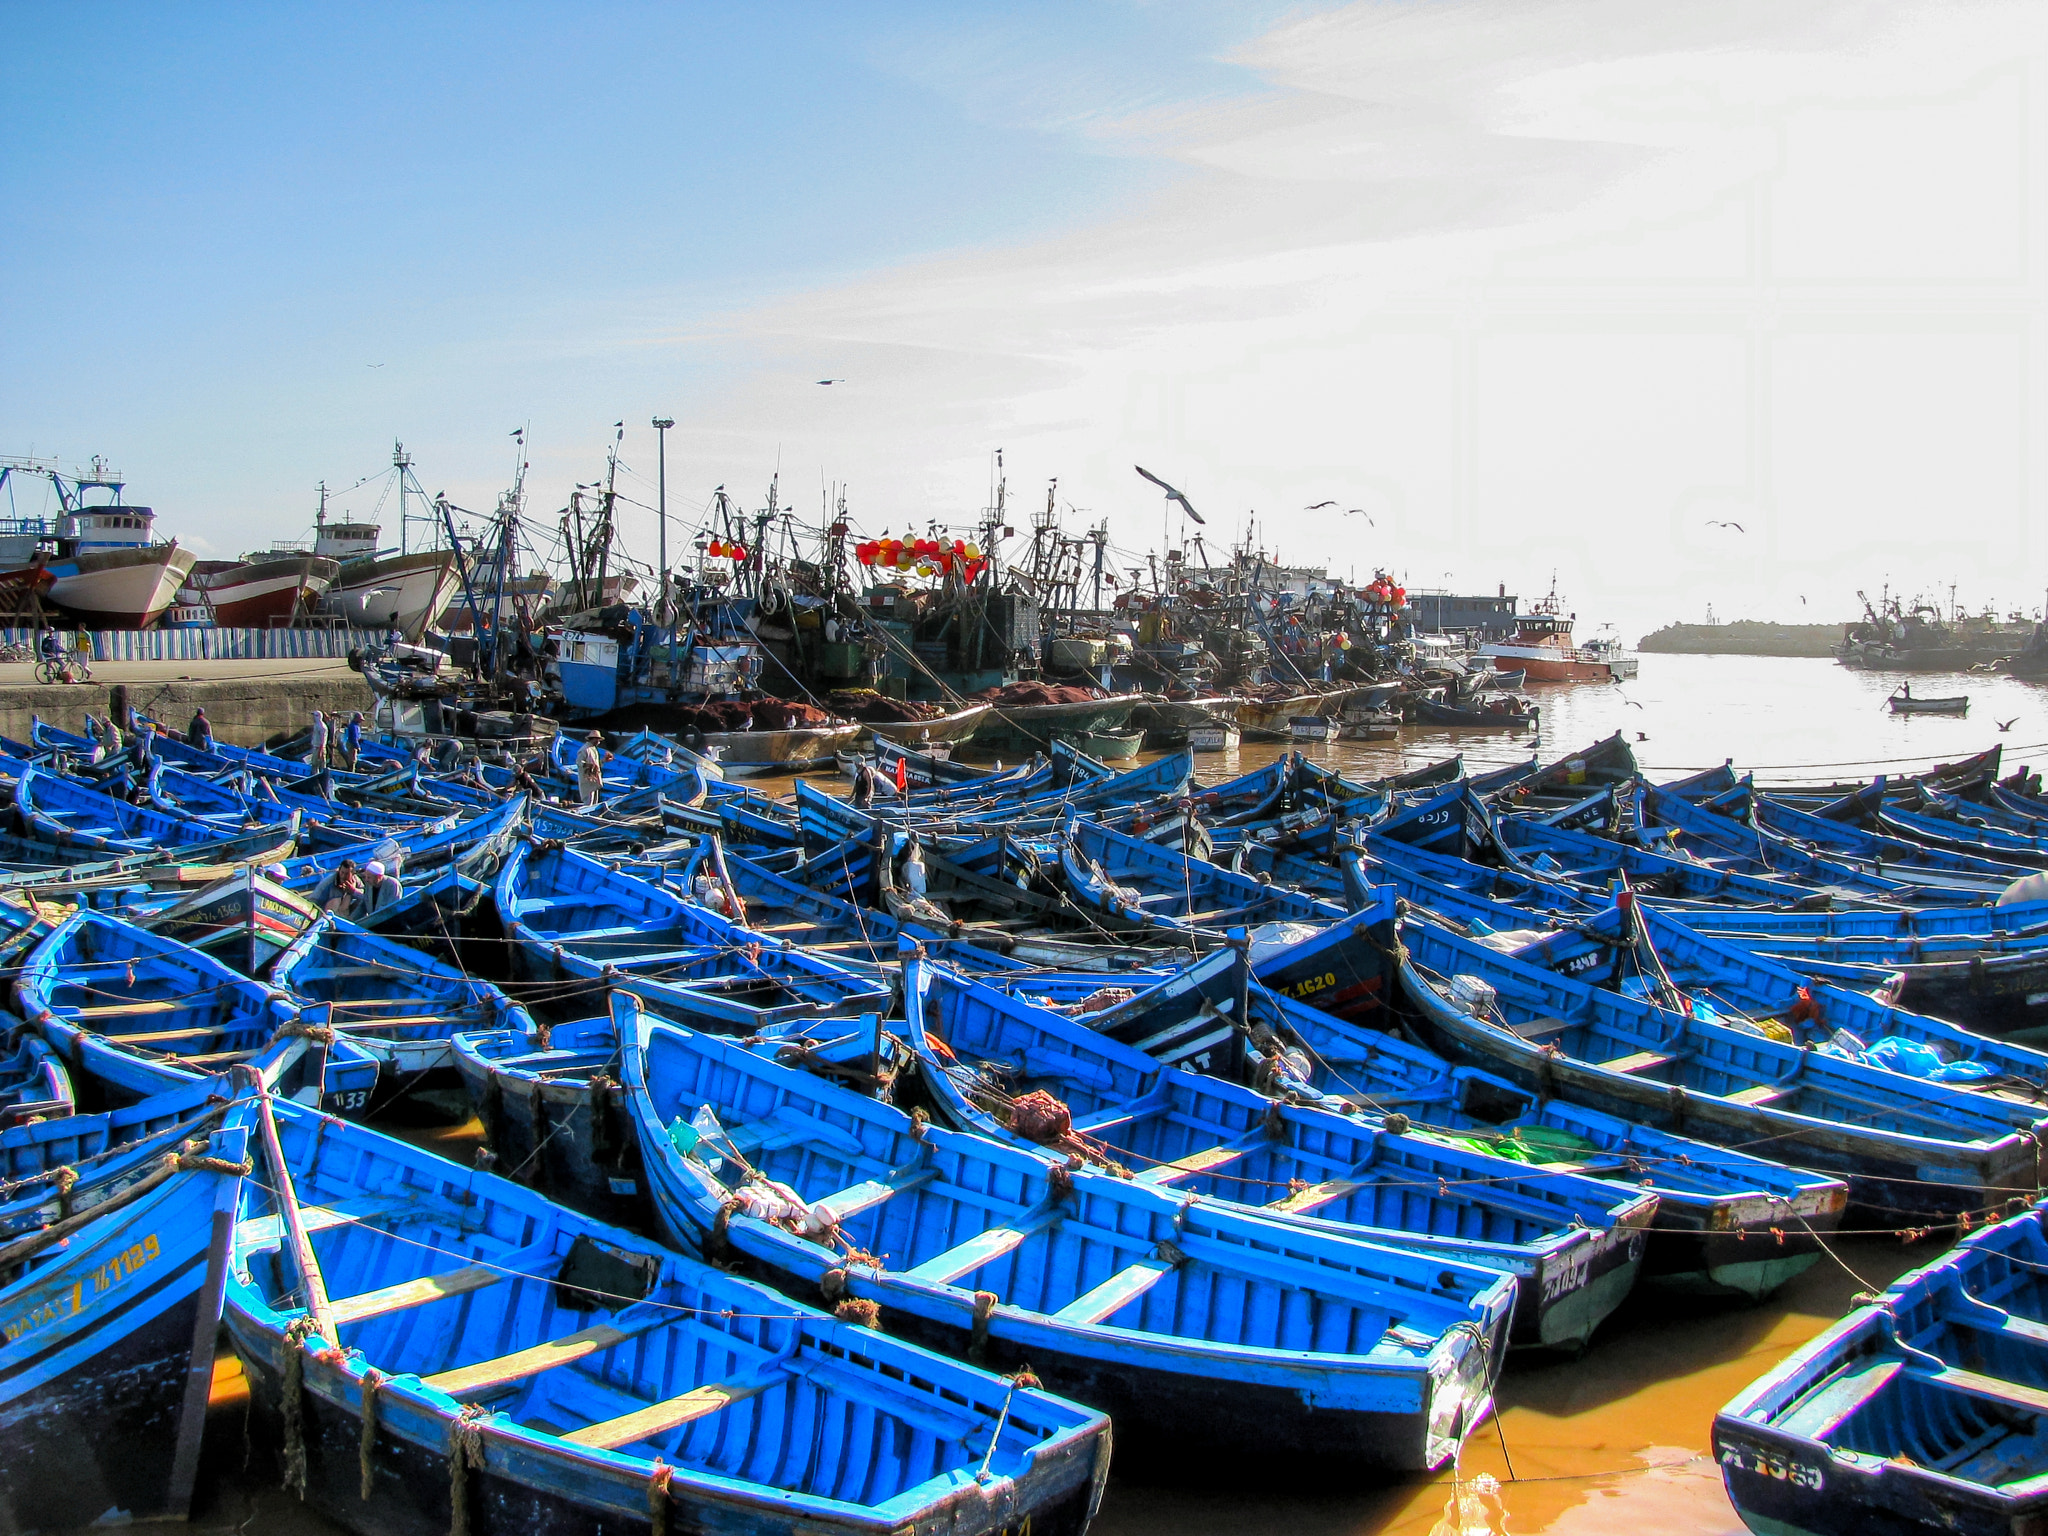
[1134,465,1205,524]
[1999,718,2018,732]
[817,379,844,385]
[1707,520,1745,531]
[1344,509,1373,523]
[1305,500,1337,509]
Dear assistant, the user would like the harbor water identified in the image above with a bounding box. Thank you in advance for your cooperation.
[92,652,2048,1536]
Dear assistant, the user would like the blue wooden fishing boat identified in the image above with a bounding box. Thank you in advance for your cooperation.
[899,946,1656,1350]
[1716,1197,2048,1536]
[0,1025,73,1126]
[1060,816,1343,936]
[1635,779,2004,904]
[449,999,644,1222]
[1393,914,2045,1225]
[0,1088,252,1529]
[1514,899,2048,1104]
[139,863,323,975]
[496,839,894,1029]
[15,764,305,862]
[1191,979,1851,1299]
[272,913,534,1105]
[227,1091,1111,1536]
[621,1007,1517,1474]
[19,909,383,1115]
[277,794,526,887]
[726,848,1029,970]
[0,1067,267,1238]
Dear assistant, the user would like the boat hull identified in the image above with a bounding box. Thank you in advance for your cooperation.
[322,548,461,637]
[194,554,339,626]
[968,697,1139,752]
[0,1119,243,1530]
[1477,644,1626,683]
[859,703,991,746]
[39,544,198,628]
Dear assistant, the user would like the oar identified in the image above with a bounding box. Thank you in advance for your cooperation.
[252,1085,337,1345]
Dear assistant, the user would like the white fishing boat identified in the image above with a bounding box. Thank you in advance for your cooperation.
[0,456,194,628]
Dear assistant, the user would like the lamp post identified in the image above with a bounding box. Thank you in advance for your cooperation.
[652,417,675,614]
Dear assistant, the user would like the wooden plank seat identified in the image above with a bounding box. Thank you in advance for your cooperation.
[1265,1176,1364,1216]
[810,1165,938,1224]
[329,1264,507,1326]
[1505,1016,1573,1044]
[1051,1256,1175,1326]
[1603,1050,1677,1075]
[422,1310,666,1397]
[1908,1363,2048,1418]
[70,1000,187,1019]
[236,1195,405,1246]
[105,1024,227,1044]
[902,1206,1063,1286]
[559,1367,784,1450]
[1134,1134,1261,1186]
[1723,1084,1790,1106]
[326,1237,560,1327]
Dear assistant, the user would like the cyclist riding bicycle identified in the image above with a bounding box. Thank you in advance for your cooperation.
[37,629,90,685]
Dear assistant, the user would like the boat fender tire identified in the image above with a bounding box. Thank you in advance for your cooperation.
[1970,954,1987,992]
[347,647,365,672]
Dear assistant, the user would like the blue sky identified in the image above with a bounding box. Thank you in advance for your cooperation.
[5,3,2046,638]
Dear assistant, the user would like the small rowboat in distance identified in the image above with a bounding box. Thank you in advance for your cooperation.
[1889,690,1969,715]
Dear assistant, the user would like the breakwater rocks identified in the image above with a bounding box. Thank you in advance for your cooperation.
[1636,622,1839,658]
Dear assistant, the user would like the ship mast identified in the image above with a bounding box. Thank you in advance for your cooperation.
[394,441,411,554]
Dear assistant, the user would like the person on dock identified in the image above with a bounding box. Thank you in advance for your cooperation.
[576,730,605,807]
[186,707,213,750]
[338,711,364,771]
[307,709,329,770]
[359,859,402,915]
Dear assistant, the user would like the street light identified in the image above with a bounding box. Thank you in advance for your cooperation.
[652,417,675,615]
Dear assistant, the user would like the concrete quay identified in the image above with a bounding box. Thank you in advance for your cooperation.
[0,658,377,746]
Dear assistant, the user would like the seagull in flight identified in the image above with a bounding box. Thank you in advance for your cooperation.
[1707,520,1745,531]
[1344,509,1374,523]
[1998,718,2019,732]
[366,363,384,368]
[1305,500,1337,510]
[1134,465,1206,524]
[817,378,844,385]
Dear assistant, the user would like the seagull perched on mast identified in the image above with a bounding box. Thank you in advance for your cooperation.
[1134,465,1206,524]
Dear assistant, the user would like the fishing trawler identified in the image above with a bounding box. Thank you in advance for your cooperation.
[1477,588,1638,683]
[311,444,461,638]
[189,548,339,627]
[0,456,195,628]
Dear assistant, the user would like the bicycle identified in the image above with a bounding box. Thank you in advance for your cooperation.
[0,642,32,664]
[34,651,91,685]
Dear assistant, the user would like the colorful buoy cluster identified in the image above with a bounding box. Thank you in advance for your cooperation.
[854,536,986,580]
[706,539,749,561]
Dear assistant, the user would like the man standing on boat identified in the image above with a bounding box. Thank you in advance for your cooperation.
[576,729,605,807]
[338,711,364,771]
[186,706,212,750]
[307,709,329,770]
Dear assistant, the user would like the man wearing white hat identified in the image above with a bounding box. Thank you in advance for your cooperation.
[576,730,605,807]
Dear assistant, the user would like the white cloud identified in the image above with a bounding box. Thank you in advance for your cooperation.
[631,0,2048,636]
